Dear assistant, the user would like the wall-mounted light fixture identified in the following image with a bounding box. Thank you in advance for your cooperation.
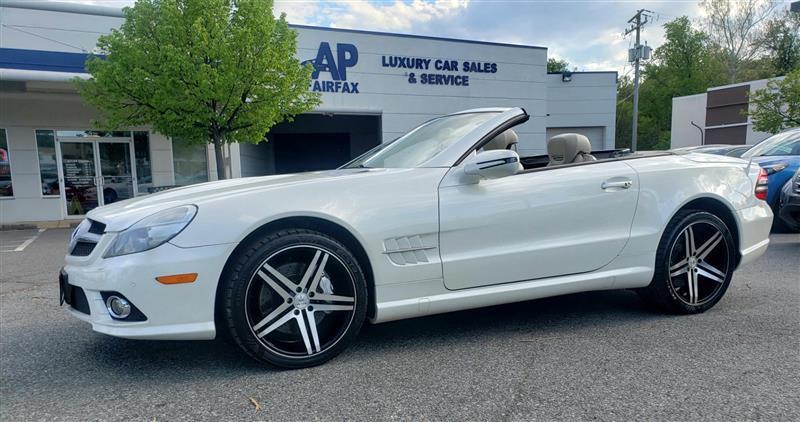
[562,71,573,82]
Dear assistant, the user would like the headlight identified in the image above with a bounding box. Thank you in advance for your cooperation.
[105,205,197,258]
[764,162,788,175]
[71,218,91,241]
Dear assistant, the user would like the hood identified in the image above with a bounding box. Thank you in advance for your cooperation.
[87,168,375,231]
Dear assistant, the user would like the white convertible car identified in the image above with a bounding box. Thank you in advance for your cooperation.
[61,107,773,368]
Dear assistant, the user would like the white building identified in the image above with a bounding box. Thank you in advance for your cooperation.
[670,77,784,149]
[0,2,617,224]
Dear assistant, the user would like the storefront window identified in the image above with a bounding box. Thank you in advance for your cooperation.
[0,129,12,197]
[56,130,131,138]
[133,131,152,192]
[35,130,60,196]
[172,139,209,185]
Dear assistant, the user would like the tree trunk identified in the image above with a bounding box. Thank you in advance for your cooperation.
[212,134,227,180]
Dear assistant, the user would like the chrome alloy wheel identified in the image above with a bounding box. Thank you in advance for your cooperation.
[667,221,730,306]
[244,245,357,358]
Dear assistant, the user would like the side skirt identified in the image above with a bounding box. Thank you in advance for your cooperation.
[371,266,653,324]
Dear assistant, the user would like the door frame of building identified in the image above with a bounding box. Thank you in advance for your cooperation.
[55,136,138,219]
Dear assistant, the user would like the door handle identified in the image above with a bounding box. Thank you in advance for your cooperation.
[601,179,632,190]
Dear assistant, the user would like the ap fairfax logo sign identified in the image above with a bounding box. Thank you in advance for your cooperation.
[303,42,360,94]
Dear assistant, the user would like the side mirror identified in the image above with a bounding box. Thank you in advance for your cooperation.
[463,149,522,180]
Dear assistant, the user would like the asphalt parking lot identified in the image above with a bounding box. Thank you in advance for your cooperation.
[1,228,798,421]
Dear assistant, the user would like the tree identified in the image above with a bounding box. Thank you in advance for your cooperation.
[761,9,800,76]
[748,69,800,134]
[615,76,633,149]
[701,0,776,83]
[616,17,725,150]
[75,0,320,180]
[547,58,570,73]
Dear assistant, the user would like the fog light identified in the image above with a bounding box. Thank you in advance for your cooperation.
[106,296,131,319]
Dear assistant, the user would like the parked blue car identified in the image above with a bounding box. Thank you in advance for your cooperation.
[741,128,800,230]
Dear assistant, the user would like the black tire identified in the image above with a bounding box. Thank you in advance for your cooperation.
[639,210,736,314]
[221,229,368,369]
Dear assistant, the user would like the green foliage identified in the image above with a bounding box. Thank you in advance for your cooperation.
[75,0,320,178]
[547,58,570,73]
[615,76,633,150]
[700,0,776,83]
[616,7,797,150]
[748,69,800,134]
[616,17,725,150]
[761,10,800,76]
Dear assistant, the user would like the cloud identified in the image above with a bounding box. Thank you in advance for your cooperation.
[274,0,324,25]
[326,0,469,31]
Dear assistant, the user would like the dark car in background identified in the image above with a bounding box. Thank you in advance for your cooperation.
[777,170,800,232]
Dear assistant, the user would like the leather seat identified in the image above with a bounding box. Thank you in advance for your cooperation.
[483,129,519,150]
[547,133,597,166]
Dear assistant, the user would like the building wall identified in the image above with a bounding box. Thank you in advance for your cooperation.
[0,91,173,223]
[545,72,617,153]
[670,94,707,148]
[741,79,776,145]
[670,77,784,148]
[0,6,123,53]
[293,26,549,156]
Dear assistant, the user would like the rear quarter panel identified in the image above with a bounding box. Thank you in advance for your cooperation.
[615,154,760,285]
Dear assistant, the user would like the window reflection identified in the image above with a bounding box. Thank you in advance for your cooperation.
[172,139,209,185]
[36,130,60,196]
[0,129,12,197]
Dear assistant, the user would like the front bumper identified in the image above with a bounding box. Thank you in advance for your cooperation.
[735,201,773,267]
[63,237,234,340]
[778,190,800,231]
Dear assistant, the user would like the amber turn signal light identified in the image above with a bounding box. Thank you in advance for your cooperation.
[156,273,198,284]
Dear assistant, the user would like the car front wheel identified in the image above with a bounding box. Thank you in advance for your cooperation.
[639,210,736,314]
[221,229,368,368]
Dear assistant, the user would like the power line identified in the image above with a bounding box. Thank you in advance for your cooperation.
[1,24,88,52]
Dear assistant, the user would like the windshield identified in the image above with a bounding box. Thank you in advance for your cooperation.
[742,131,800,158]
[344,112,500,168]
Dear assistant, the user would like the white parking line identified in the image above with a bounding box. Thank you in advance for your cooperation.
[1,229,46,252]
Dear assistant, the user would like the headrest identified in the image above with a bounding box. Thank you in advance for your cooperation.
[547,133,592,165]
[483,129,519,151]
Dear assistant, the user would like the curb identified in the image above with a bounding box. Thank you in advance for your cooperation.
[1,220,80,231]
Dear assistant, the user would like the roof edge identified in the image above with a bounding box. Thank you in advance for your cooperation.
[289,24,547,50]
[0,0,125,18]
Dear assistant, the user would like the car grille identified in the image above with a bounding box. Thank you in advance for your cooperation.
[70,241,96,257]
[88,219,106,234]
[69,219,104,257]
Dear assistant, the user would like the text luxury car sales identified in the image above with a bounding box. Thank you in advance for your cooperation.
[381,55,499,87]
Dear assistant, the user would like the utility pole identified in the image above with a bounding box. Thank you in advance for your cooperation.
[625,9,652,152]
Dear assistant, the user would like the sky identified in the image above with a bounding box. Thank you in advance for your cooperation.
[273,0,703,76]
[47,0,794,75]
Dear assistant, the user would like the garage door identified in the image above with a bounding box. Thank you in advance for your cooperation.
[546,127,605,151]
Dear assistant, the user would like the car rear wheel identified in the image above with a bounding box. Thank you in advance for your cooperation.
[221,229,367,368]
[639,210,736,314]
